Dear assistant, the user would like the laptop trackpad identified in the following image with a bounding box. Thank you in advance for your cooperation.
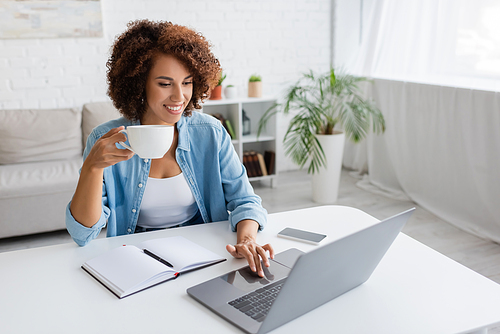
[218,248,303,294]
[272,248,304,268]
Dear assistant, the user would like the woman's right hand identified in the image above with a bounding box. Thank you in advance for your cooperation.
[83,126,135,171]
[70,126,134,228]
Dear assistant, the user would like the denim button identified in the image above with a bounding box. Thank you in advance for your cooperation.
[138,183,143,188]
[127,228,132,233]
[132,209,136,213]
[144,159,149,163]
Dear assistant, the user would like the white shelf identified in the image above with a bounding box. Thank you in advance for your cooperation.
[202,96,276,106]
[241,134,275,143]
[200,97,278,188]
[248,175,276,183]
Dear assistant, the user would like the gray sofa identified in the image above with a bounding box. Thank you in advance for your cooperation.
[0,102,121,239]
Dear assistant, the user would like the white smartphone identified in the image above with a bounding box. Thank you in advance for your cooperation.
[277,227,327,245]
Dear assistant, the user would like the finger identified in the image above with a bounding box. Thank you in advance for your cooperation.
[97,145,133,162]
[240,246,257,272]
[94,145,134,166]
[256,246,270,268]
[252,249,264,277]
[262,243,275,260]
[111,147,134,158]
[109,130,128,143]
[93,132,126,153]
[101,126,125,139]
[108,151,134,163]
[99,133,133,157]
[226,244,241,258]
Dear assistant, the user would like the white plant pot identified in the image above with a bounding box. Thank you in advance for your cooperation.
[311,132,346,204]
[224,86,237,99]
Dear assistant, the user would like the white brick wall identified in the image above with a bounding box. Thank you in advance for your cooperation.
[0,0,332,171]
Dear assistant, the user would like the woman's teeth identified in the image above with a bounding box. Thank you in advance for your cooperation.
[166,105,182,111]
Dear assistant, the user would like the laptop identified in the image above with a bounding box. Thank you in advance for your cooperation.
[187,208,415,334]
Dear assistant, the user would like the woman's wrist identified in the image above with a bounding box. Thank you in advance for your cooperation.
[237,234,256,244]
[81,154,105,175]
[236,219,259,244]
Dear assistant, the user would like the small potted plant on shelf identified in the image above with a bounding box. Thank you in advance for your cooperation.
[258,68,385,204]
[224,84,237,99]
[248,74,262,98]
[210,72,226,100]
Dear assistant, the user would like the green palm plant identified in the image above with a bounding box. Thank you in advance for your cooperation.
[258,68,385,174]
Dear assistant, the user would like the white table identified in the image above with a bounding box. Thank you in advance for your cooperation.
[1,206,500,334]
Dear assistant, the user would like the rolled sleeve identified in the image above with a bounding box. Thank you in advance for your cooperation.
[218,127,268,232]
[229,203,267,232]
[65,201,109,246]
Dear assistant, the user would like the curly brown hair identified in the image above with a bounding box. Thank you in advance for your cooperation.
[106,20,221,120]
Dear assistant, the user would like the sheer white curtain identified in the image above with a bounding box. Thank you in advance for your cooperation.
[348,0,500,91]
[341,0,500,242]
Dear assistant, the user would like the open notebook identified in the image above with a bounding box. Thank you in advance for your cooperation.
[82,236,226,299]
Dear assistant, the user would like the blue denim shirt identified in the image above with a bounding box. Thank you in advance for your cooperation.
[66,111,267,246]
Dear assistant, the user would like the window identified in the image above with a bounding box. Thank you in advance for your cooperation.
[451,0,500,78]
[337,0,500,91]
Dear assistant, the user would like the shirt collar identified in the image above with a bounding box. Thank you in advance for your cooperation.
[176,115,190,151]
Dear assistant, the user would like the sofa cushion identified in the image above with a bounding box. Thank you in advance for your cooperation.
[0,157,82,199]
[82,101,122,147]
[0,108,82,164]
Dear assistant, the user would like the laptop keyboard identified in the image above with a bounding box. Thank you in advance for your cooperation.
[228,279,285,323]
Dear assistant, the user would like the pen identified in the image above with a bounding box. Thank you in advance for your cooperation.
[143,249,174,268]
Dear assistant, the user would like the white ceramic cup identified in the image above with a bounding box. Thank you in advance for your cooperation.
[118,125,174,159]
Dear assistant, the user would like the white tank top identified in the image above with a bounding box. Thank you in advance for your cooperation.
[137,173,198,229]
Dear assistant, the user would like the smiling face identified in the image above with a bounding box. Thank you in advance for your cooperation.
[142,54,193,125]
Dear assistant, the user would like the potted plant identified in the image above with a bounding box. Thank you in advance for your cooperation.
[210,72,226,100]
[224,84,237,99]
[258,68,385,203]
[248,74,262,98]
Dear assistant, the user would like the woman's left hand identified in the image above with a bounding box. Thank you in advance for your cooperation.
[226,220,274,278]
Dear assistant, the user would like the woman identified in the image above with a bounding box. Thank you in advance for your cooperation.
[66,20,273,277]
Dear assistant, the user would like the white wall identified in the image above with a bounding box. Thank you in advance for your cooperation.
[0,0,332,171]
